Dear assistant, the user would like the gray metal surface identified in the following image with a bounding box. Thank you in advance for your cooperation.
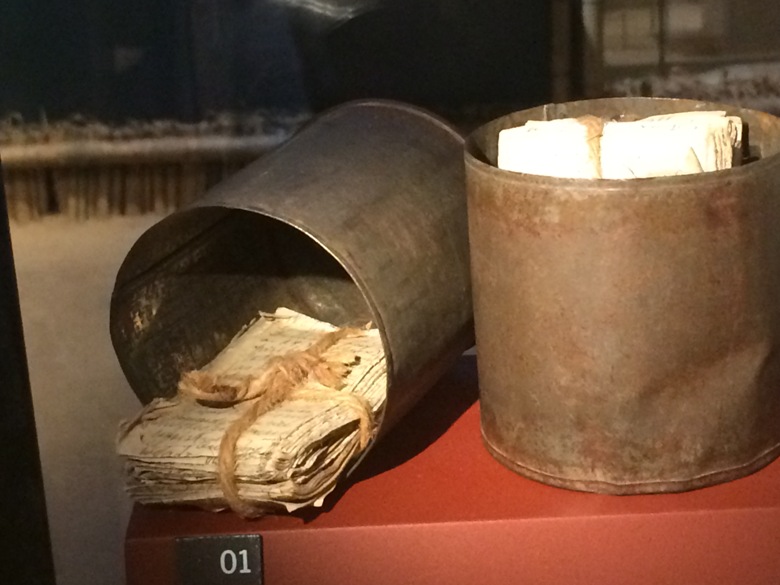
[110,99,474,438]
[466,97,780,494]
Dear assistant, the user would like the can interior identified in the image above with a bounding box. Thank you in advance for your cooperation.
[111,206,374,404]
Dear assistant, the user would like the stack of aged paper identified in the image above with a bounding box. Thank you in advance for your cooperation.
[117,308,386,514]
[497,116,604,179]
[498,110,744,179]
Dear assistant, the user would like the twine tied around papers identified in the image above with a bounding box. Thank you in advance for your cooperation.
[177,326,375,518]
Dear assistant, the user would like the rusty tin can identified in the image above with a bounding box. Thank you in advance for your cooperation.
[466,97,780,494]
[110,100,474,441]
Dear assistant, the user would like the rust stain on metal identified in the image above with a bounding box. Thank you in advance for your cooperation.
[467,97,780,494]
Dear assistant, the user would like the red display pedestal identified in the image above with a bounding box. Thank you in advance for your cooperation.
[126,356,780,585]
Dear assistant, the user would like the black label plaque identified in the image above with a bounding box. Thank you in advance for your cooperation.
[176,534,263,585]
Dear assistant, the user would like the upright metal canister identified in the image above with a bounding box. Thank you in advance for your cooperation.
[110,100,473,441]
[466,97,780,494]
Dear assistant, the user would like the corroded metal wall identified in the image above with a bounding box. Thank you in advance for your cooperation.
[466,97,780,494]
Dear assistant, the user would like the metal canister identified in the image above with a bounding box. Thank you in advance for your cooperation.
[110,100,473,441]
[466,97,780,494]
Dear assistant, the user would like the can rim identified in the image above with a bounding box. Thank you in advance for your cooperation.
[465,96,780,191]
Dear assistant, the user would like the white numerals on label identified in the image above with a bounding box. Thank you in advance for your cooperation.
[219,549,252,575]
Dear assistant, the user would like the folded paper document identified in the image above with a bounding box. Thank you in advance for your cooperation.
[117,308,386,517]
[498,110,744,179]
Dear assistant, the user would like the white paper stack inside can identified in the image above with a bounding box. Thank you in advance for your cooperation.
[498,110,743,179]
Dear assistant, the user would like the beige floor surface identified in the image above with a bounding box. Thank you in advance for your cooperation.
[10,214,165,585]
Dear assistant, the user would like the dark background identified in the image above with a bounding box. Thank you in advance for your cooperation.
[0,0,565,123]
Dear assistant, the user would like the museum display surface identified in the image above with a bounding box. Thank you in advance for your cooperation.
[124,356,780,585]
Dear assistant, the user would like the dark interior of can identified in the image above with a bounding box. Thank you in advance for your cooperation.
[112,206,373,402]
[467,98,780,171]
